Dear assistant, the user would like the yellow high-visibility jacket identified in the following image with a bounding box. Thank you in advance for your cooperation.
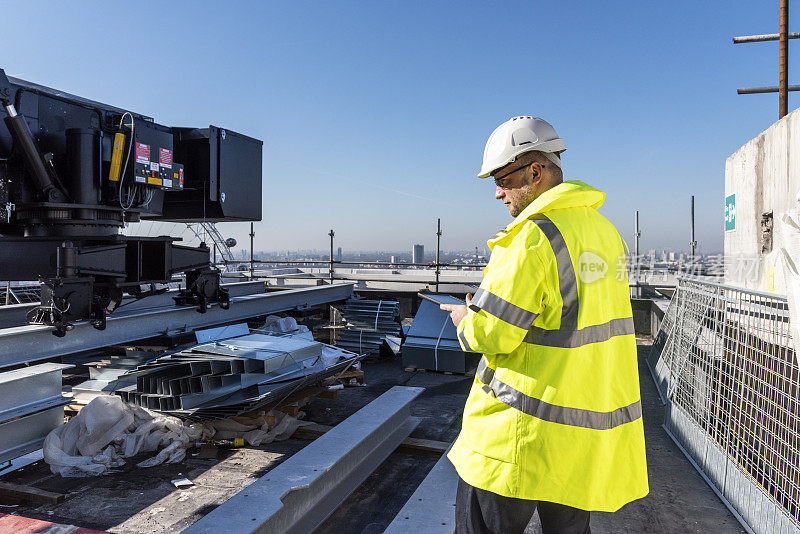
[448,180,648,512]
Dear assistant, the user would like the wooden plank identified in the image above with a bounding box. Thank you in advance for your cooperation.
[292,423,450,454]
[231,414,276,427]
[332,368,365,386]
[0,481,65,504]
[64,403,84,415]
[276,405,299,417]
[236,386,327,419]
[336,369,364,379]
[397,437,450,454]
[292,422,332,439]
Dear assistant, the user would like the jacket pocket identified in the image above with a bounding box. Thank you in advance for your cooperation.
[459,384,518,464]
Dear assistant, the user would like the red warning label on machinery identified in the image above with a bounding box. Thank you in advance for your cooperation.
[159,148,173,169]
[179,168,184,187]
[135,143,150,164]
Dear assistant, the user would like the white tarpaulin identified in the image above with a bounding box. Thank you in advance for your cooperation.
[44,395,300,477]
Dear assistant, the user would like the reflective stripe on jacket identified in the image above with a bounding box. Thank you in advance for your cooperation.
[447,180,649,512]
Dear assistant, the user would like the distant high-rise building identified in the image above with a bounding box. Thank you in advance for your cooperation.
[412,244,424,264]
[390,255,396,264]
[337,247,342,262]
[668,252,676,261]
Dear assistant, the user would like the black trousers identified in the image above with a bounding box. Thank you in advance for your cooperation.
[456,477,591,534]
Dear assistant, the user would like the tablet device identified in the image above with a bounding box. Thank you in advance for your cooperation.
[418,293,467,306]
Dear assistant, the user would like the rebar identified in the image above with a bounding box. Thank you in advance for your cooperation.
[780,0,789,118]
[690,196,697,259]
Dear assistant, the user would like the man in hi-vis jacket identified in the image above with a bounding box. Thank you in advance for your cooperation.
[441,116,648,534]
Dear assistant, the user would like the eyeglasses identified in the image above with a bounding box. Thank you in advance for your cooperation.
[493,163,530,189]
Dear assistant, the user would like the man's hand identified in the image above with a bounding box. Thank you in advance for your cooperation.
[440,293,472,327]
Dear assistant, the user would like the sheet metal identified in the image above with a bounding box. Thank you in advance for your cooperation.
[401,299,478,373]
[115,330,358,421]
[193,323,251,343]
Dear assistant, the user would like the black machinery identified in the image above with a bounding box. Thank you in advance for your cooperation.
[0,68,262,336]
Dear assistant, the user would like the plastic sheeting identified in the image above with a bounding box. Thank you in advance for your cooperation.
[43,395,300,477]
[779,192,800,365]
[259,316,311,337]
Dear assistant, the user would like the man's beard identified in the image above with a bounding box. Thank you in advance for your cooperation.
[509,186,538,218]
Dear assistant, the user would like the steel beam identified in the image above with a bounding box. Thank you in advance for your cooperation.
[0,280,267,330]
[0,362,73,465]
[183,385,424,534]
[0,283,354,368]
[0,363,73,417]
[0,407,65,464]
[384,446,457,533]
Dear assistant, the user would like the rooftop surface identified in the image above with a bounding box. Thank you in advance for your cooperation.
[1,337,745,533]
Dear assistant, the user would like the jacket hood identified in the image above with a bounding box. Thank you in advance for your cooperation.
[505,180,605,233]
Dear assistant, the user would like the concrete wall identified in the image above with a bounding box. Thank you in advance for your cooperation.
[632,297,670,337]
[724,107,800,295]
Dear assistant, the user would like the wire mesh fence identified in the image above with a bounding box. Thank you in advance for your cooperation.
[648,278,799,534]
[0,282,40,306]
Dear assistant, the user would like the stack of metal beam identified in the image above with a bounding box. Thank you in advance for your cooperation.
[115,333,359,421]
[336,299,401,356]
[0,363,73,464]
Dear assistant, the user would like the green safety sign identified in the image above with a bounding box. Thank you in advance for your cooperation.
[724,194,736,231]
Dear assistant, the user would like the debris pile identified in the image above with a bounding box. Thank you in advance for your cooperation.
[43,395,302,477]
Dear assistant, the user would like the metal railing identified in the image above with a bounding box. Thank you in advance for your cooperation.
[0,282,40,305]
[220,258,487,269]
[219,259,487,291]
[648,278,799,534]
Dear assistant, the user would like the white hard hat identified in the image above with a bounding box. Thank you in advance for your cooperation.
[478,116,566,178]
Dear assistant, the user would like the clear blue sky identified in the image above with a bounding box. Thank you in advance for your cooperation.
[4,1,795,255]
